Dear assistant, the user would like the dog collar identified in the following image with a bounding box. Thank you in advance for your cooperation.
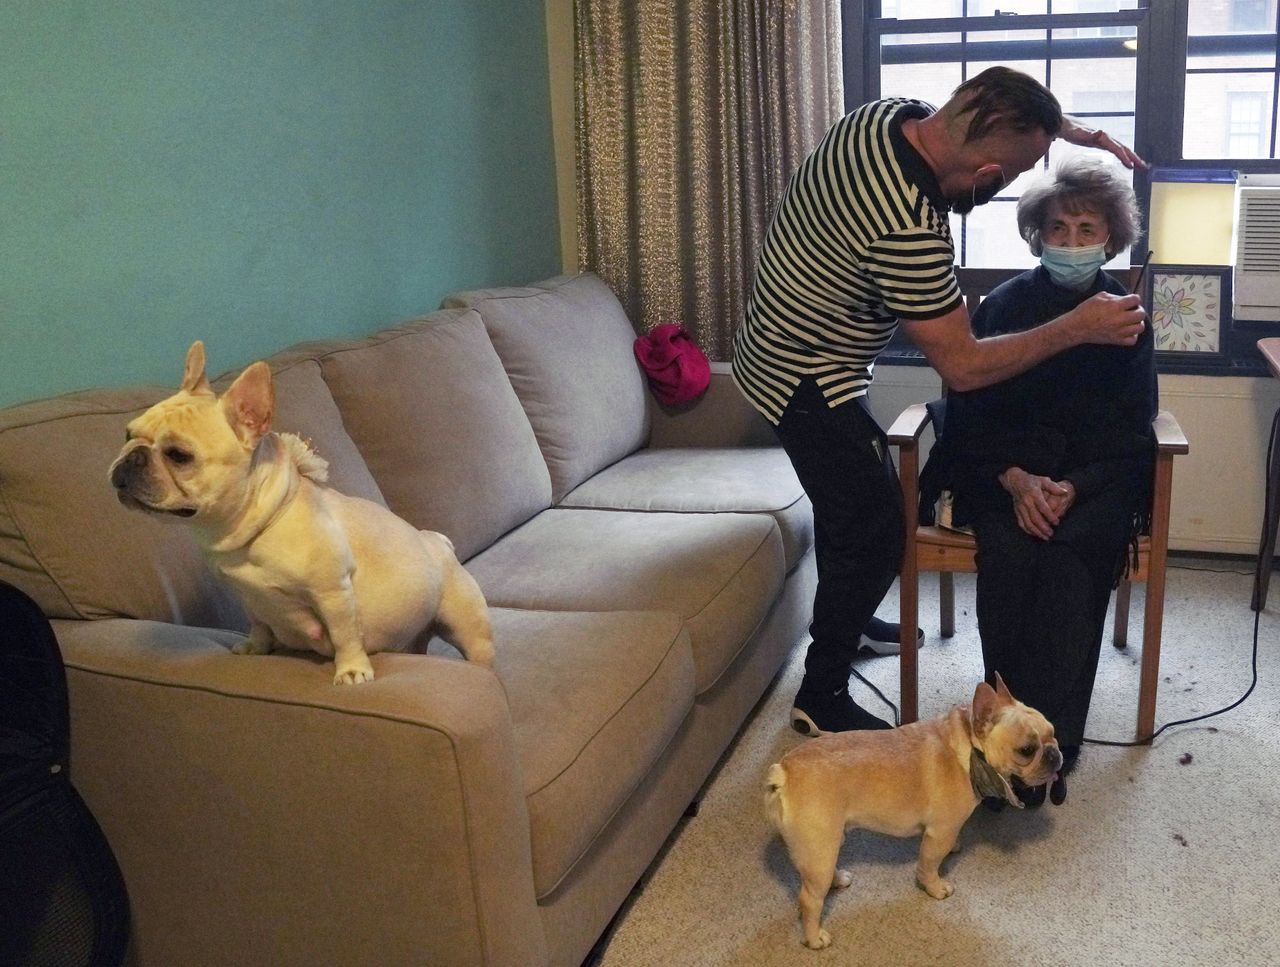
[970,749,1023,809]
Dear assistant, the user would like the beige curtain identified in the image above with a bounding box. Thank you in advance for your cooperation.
[575,0,845,360]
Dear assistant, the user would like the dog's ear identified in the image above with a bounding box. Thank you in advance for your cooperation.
[994,671,1016,705]
[180,341,214,396]
[972,680,1002,734]
[974,675,1018,736]
[220,362,274,447]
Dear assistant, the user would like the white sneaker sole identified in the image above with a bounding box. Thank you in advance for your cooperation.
[857,630,925,657]
[790,707,829,737]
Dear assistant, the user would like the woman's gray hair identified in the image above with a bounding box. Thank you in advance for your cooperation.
[1016,155,1141,257]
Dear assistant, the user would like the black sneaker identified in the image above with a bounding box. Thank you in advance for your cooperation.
[791,686,892,736]
[859,616,925,657]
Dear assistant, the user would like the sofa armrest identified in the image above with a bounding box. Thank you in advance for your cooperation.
[645,362,777,448]
[54,618,547,967]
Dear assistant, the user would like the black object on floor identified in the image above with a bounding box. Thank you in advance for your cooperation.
[0,580,130,967]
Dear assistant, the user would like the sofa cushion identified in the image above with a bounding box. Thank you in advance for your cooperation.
[431,607,693,898]
[0,389,243,627]
[316,311,553,562]
[559,447,814,571]
[464,509,783,694]
[214,358,387,507]
[443,274,650,502]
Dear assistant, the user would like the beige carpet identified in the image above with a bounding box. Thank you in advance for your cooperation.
[594,556,1280,967]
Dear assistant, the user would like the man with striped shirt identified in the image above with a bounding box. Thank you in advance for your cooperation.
[733,67,1147,735]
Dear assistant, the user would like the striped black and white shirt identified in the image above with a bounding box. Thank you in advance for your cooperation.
[732,99,962,425]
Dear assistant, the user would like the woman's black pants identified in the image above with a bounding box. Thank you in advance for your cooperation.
[972,483,1134,746]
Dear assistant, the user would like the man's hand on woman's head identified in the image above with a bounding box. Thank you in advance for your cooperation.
[1058,115,1148,170]
[998,467,1072,540]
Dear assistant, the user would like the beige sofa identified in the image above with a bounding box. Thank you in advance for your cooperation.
[0,273,815,967]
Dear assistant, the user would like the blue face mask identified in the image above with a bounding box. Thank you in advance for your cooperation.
[1040,241,1109,291]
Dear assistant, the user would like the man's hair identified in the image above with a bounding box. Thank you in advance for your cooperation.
[1016,155,1141,255]
[946,66,1063,144]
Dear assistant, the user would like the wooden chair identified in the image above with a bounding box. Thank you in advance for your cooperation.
[885,266,1189,743]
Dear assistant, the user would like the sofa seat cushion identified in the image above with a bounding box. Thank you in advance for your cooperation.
[443,274,650,502]
[433,607,692,898]
[315,311,553,562]
[559,447,813,571]
[464,509,783,694]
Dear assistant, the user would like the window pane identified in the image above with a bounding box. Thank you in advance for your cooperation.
[968,0,1047,14]
[880,61,962,107]
[877,0,962,18]
[1184,72,1275,157]
[1189,45,1276,69]
[967,30,1049,60]
[1188,0,1277,35]
[967,60,1046,85]
[961,200,1040,269]
[1052,0,1139,10]
[1050,56,1137,115]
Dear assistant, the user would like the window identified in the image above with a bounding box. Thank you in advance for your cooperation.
[857,1,1143,269]
[847,0,1280,267]
[843,0,1280,368]
[1185,0,1279,159]
[1228,91,1270,156]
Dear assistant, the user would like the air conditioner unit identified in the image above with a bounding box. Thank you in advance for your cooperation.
[1234,172,1280,321]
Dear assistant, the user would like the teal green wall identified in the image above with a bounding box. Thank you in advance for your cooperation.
[1,1,561,405]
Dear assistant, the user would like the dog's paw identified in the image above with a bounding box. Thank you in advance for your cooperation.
[832,869,853,889]
[803,929,832,950]
[232,638,272,656]
[333,658,375,685]
[919,877,954,900]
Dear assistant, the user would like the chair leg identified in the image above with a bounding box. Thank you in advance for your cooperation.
[1113,580,1132,649]
[939,573,955,638]
[900,561,920,726]
[1252,407,1280,611]
[1137,457,1176,743]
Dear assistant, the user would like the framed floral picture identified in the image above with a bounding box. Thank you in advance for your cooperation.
[1145,264,1232,363]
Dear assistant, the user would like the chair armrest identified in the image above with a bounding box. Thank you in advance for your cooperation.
[887,402,934,448]
[1153,409,1190,455]
[646,362,778,448]
[54,618,546,967]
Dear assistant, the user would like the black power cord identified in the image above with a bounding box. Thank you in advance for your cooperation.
[1085,406,1277,746]
[1083,603,1260,747]
[856,406,1278,738]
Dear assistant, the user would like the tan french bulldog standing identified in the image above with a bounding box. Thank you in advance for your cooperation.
[109,341,494,684]
[765,675,1061,949]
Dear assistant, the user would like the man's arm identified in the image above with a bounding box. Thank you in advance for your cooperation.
[900,291,1146,392]
[1058,115,1148,170]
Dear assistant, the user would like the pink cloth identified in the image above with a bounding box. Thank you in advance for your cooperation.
[633,324,711,406]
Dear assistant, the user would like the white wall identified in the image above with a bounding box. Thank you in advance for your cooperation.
[872,365,1280,557]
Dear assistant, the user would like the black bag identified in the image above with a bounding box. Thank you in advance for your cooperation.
[0,581,130,967]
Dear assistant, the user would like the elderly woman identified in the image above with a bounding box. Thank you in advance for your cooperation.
[924,156,1156,805]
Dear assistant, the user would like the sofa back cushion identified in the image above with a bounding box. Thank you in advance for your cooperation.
[0,388,243,626]
[443,273,650,502]
[316,310,552,561]
[214,358,387,507]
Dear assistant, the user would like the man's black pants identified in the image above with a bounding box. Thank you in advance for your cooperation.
[772,378,904,694]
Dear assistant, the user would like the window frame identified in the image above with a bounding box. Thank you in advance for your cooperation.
[842,0,1280,374]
